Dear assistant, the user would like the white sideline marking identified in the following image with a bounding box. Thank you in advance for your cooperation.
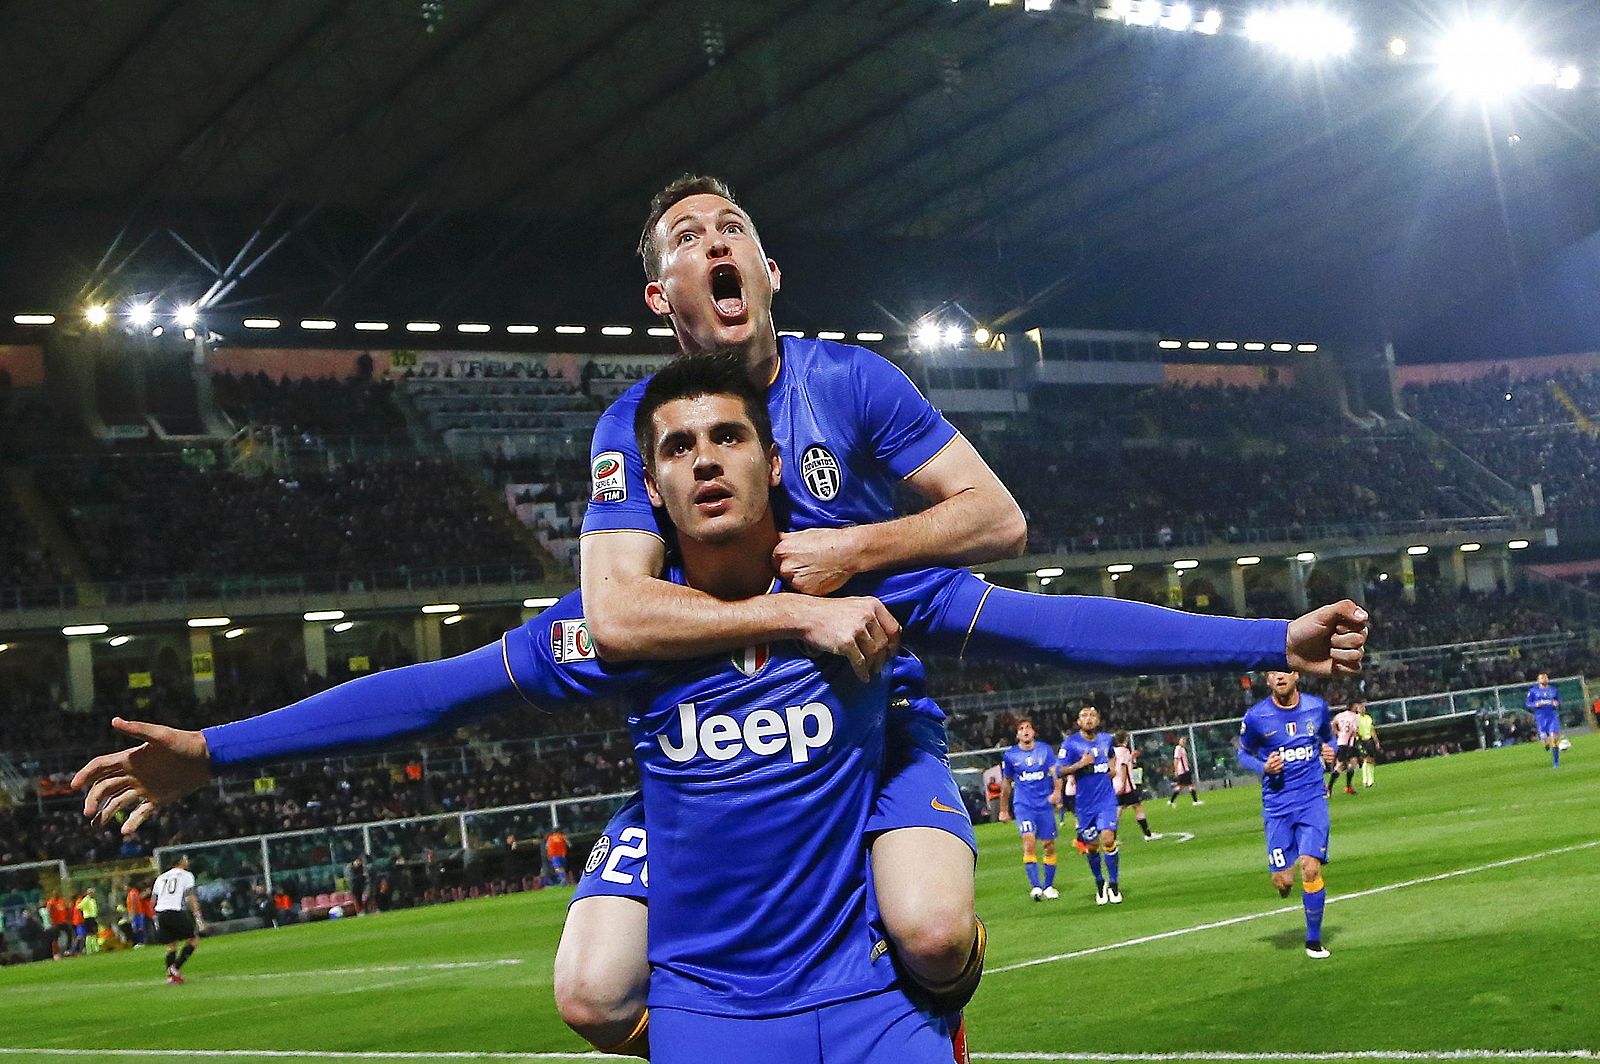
[0,959,523,995]
[0,1051,1591,1062]
[991,839,1600,974]
[1160,831,1195,844]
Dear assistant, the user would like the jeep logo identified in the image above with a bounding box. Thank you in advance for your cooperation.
[657,701,835,764]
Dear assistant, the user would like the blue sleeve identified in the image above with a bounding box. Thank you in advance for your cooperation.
[853,350,959,479]
[1526,688,1537,709]
[849,568,1289,672]
[579,388,668,540]
[204,593,645,772]
[1235,714,1268,776]
[1001,752,1015,780]
[1317,703,1334,746]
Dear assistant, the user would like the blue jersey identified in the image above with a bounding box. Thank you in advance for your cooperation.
[1059,732,1117,808]
[1238,694,1333,818]
[1526,683,1560,712]
[500,568,990,1017]
[1001,743,1057,809]
[582,337,958,541]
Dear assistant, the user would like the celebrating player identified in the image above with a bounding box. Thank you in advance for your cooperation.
[1168,735,1202,806]
[1526,673,1564,768]
[151,855,204,984]
[999,719,1063,900]
[1329,702,1360,796]
[1112,731,1160,841]
[1237,670,1336,959]
[1059,706,1124,905]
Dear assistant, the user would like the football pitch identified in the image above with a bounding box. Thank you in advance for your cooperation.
[2,735,1596,1063]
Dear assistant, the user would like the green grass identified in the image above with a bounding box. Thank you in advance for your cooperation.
[2,734,1597,1063]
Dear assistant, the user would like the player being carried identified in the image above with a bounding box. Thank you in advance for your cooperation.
[1237,670,1336,959]
[1328,702,1360,796]
[998,719,1063,901]
[1526,673,1565,768]
[1059,706,1124,906]
[1112,731,1161,841]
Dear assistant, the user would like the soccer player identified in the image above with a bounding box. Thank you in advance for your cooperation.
[76,355,1365,1059]
[1060,706,1124,905]
[1237,670,1336,959]
[1112,732,1160,841]
[1168,735,1202,806]
[998,719,1063,900]
[1354,701,1381,787]
[1527,673,1563,767]
[1329,703,1360,796]
[151,855,204,983]
[127,881,147,947]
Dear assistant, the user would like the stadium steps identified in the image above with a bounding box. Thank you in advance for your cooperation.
[1401,417,1531,515]
[0,754,25,807]
[1,465,103,607]
[390,386,449,457]
[463,472,563,576]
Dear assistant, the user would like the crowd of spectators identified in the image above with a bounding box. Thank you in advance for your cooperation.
[211,370,408,441]
[42,454,540,586]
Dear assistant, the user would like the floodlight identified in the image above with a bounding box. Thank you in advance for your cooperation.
[457,323,491,334]
[174,305,199,327]
[1173,559,1199,570]
[523,597,560,609]
[1195,8,1222,34]
[224,628,245,639]
[108,635,131,647]
[1246,7,1355,59]
[1555,65,1581,90]
[1406,545,1429,556]
[1436,21,1536,100]
[817,331,846,341]
[1295,551,1316,562]
[84,304,109,327]
[601,325,634,336]
[14,314,56,325]
[1162,4,1192,31]
[972,327,992,345]
[914,322,943,348]
[857,331,886,342]
[943,324,965,346]
[1388,37,1407,58]
[1236,556,1262,566]
[1107,563,1134,574]
[300,318,336,330]
[243,318,281,329]
[405,321,441,333]
[333,621,355,633]
[1035,567,1065,578]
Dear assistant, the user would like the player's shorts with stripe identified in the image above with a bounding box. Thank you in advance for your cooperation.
[1535,709,1562,736]
[573,710,977,906]
[1075,797,1119,843]
[1335,743,1356,762]
[1012,803,1056,841]
[573,792,649,904]
[155,910,195,944]
[1354,738,1378,760]
[1263,799,1330,871]
[651,986,954,1064]
[1116,788,1148,807]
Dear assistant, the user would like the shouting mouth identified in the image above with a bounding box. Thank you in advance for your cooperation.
[693,482,734,514]
[710,263,747,324]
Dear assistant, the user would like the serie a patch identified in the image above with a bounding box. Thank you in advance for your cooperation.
[591,450,626,503]
[551,619,596,664]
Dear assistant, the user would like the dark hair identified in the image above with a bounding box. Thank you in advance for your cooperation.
[633,349,773,469]
[638,174,746,280]
[1015,717,1034,730]
[1113,730,1130,747]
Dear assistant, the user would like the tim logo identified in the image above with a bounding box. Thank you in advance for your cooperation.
[730,644,771,678]
[800,445,841,501]
[552,619,596,664]
[591,451,626,503]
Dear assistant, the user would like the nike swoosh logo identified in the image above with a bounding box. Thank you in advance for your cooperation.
[930,798,964,815]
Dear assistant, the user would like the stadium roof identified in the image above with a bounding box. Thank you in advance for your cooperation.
[5,0,1600,360]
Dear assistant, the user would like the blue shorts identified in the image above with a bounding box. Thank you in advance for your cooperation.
[1075,797,1119,844]
[1013,804,1056,841]
[1535,709,1562,737]
[573,708,976,905]
[1264,800,1330,871]
[572,792,649,903]
[651,987,953,1064]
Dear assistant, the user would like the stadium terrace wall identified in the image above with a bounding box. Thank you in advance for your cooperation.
[1162,363,1296,388]
[0,344,44,387]
[1395,351,1600,387]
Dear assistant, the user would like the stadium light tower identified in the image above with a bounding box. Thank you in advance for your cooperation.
[174,304,199,327]
[1245,6,1355,60]
[914,322,944,349]
[1436,20,1535,100]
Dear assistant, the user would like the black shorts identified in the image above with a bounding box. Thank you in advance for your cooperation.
[1173,771,1194,786]
[1335,744,1356,763]
[1117,789,1148,807]
[1355,739,1378,760]
[156,910,195,945]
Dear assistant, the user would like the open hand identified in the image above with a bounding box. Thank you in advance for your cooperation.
[71,718,212,835]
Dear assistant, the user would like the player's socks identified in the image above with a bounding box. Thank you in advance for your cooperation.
[1042,853,1057,889]
[1136,815,1152,838]
[595,1008,650,1058]
[1364,763,1375,786]
[913,918,987,1013]
[1023,855,1041,889]
[175,944,194,970]
[1553,745,1560,767]
[1086,851,1104,885]
[1326,770,1337,795]
[1104,845,1120,884]
[1302,875,1326,944]
[163,949,176,972]
[1344,768,1355,789]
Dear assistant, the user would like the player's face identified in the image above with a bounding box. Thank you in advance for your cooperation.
[643,393,781,545]
[1016,721,1035,745]
[1078,707,1100,733]
[1538,673,1549,685]
[645,194,781,354]
[1267,671,1299,698]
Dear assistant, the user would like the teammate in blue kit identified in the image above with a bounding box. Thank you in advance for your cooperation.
[998,720,1063,900]
[1526,672,1564,767]
[75,354,1369,1060]
[1237,669,1337,959]
[1059,706,1124,906]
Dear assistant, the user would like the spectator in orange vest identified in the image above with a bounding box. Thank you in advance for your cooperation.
[46,892,71,958]
[545,831,570,885]
[127,883,147,946]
